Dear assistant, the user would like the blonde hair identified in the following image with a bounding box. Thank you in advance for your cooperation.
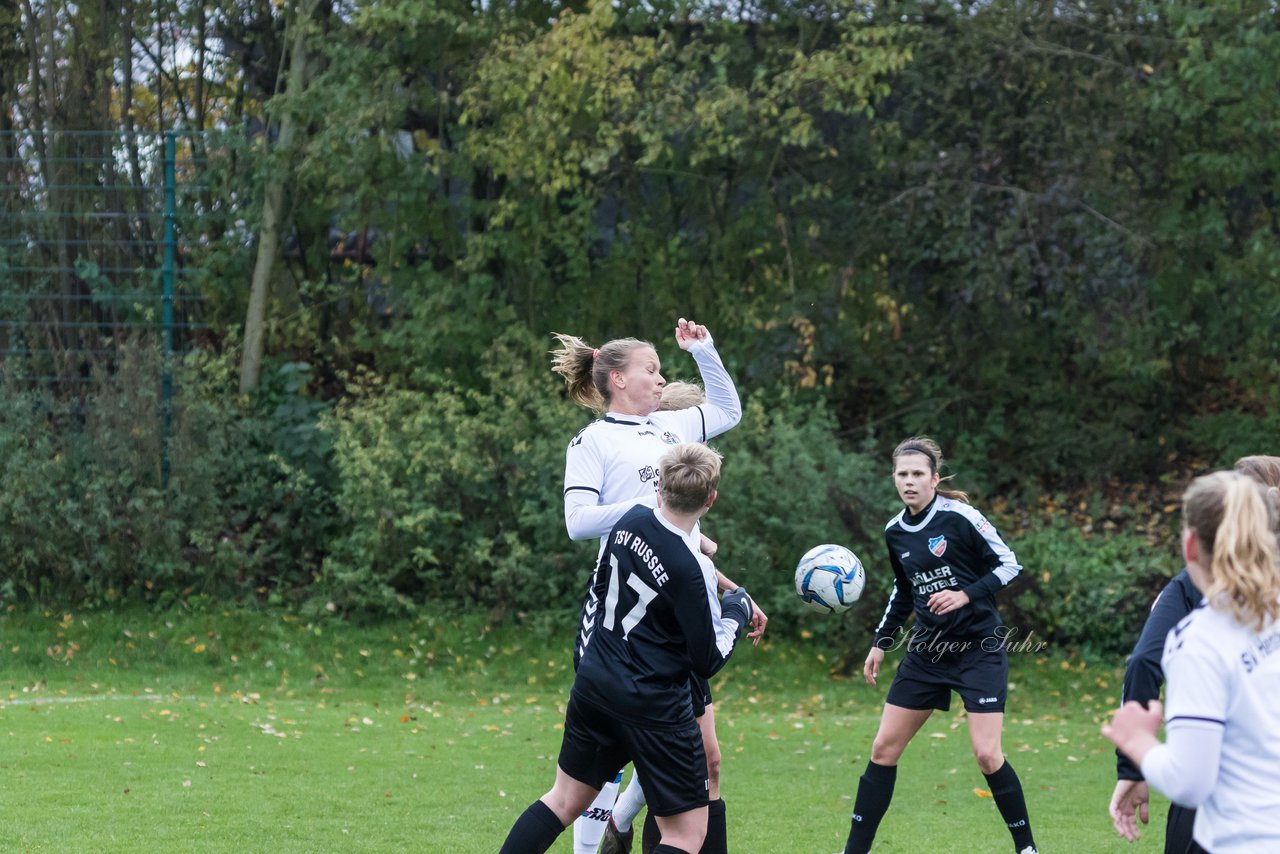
[1235,455,1280,490]
[659,443,722,514]
[550,333,653,414]
[658,380,705,411]
[892,436,969,503]
[1183,470,1280,632]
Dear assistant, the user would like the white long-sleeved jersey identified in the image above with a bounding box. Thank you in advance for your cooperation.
[562,337,740,547]
[1141,602,1280,853]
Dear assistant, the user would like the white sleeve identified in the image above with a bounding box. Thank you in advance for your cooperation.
[686,337,741,440]
[564,488,656,541]
[1141,616,1230,807]
[563,430,656,541]
[1140,719,1224,807]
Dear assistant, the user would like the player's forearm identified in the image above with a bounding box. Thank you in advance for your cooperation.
[1140,723,1223,807]
[564,495,654,540]
[688,339,741,435]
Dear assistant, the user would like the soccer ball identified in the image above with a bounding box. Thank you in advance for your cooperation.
[795,544,865,614]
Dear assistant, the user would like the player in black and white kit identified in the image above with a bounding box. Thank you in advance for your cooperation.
[549,319,766,854]
[1105,469,1280,854]
[1107,455,1280,853]
[842,437,1038,854]
[497,443,755,854]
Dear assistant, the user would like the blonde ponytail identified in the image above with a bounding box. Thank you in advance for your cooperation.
[550,333,603,411]
[1185,471,1280,632]
[550,333,653,415]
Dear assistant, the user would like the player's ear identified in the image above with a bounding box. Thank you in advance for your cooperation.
[1181,526,1199,567]
[704,488,718,511]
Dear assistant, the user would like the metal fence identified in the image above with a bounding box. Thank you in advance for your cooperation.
[0,130,213,378]
[0,129,219,484]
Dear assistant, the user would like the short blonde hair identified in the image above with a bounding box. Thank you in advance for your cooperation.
[659,443,722,514]
[658,380,705,411]
[1184,470,1280,632]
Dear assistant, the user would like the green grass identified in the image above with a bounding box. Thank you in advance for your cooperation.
[0,608,1171,852]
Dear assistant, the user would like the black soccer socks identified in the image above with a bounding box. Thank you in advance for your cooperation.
[498,799,565,854]
[844,760,898,854]
[984,760,1036,853]
[699,798,727,854]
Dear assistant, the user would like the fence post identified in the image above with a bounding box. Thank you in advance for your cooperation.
[162,131,176,490]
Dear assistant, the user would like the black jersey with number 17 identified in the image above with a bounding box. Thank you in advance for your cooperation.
[874,496,1023,647]
[573,504,749,729]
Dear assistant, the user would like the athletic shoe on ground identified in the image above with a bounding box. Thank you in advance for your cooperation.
[599,818,633,854]
[1018,847,1039,854]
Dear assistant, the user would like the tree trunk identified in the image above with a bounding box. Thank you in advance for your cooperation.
[239,0,318,393]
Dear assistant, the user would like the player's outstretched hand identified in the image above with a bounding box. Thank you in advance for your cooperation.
[1102,699,1163,765]
[675,317,710,351]
[863,646,885,686]
[747,601,768,647]
[1109,779,1150,843]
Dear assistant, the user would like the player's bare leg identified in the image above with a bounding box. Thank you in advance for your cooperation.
[698,704,726,854]
[654,805,709,854]
[843,704,933,854]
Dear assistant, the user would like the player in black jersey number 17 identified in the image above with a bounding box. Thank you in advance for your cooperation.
[498,443,756,854]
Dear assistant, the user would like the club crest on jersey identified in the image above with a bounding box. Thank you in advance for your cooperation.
[660,431,679,445]
[638,465,658,483]
[928,535,948,557]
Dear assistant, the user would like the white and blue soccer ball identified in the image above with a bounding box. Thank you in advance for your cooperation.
[794,544,865,614]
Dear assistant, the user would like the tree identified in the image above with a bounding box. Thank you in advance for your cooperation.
[240,0,324,392]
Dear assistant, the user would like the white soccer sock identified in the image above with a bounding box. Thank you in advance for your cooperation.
[572,773,621,854]
[611,771,647,833]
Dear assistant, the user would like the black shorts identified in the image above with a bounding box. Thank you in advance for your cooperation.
[558,693,710,817]
[1166,804,1198,854]
[690,674,713,717]
[885,639,1008,713]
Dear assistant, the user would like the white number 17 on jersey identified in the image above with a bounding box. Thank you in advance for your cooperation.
[602,554,658,640]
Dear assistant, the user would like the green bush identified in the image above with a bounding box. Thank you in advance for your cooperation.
[1002,518,1178,659]
[707,388,898,648]
[165,353,338,604]
[318,328,587,616]
[0,345,179,604]
[0,345,337,607]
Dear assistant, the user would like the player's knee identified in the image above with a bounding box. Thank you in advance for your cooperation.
[870,735,906,765]
[973,747,1004,775]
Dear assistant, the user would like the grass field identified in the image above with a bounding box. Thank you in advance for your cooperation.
[0,608,1170,852]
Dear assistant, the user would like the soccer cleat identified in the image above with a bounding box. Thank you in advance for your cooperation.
[599,818,633,854]
[1018,847,1039,854]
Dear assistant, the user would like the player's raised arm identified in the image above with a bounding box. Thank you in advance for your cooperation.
[670,317,740,441]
